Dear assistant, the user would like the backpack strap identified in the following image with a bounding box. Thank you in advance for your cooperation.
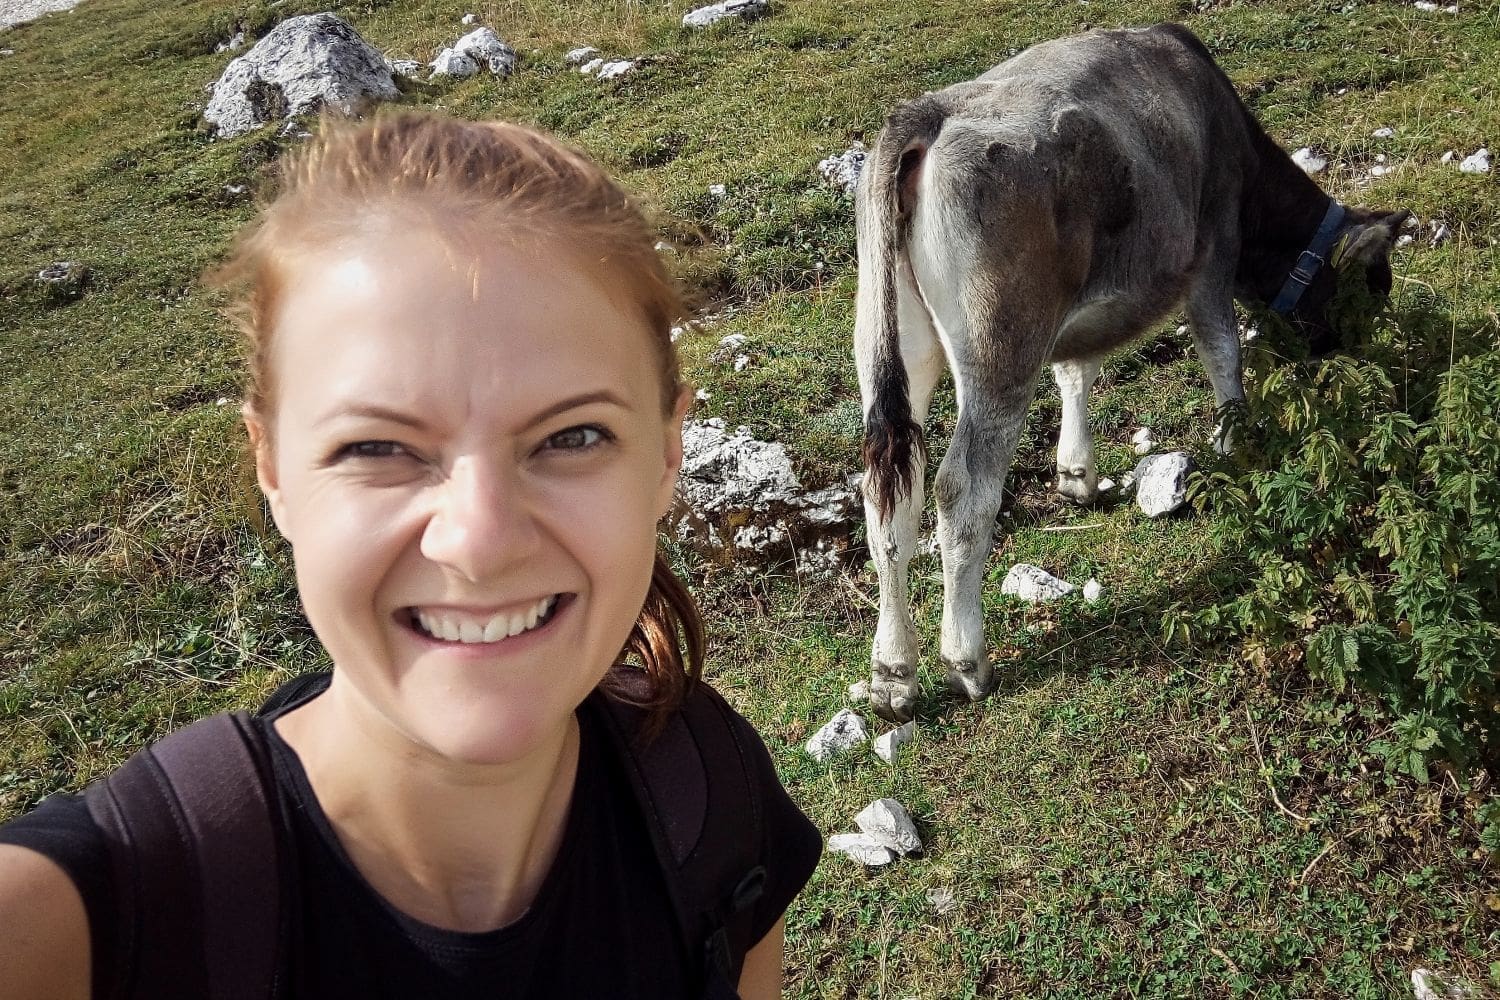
[593,670,767,996]
[83,712,284,1000]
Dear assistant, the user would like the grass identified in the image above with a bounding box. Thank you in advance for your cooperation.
[2,0,1498,995]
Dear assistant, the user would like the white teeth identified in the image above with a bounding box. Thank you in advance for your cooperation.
[415,595,558,645]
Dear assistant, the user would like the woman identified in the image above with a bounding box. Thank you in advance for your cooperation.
[0,111,821,998]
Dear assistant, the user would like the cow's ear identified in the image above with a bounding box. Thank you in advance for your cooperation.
[1334,209,1412,268]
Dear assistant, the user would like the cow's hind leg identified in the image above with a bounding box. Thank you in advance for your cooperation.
[861,264,945,723]
[1052,356,1104,503]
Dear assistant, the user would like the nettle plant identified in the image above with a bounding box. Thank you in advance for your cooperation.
[1171,275,1500,781]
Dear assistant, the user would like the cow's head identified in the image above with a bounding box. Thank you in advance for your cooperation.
[1286,208,1410,355]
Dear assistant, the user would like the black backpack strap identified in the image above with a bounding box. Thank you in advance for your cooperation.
[83,712,284,1000]
[594,670,767,997]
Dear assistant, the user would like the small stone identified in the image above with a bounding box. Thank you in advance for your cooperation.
[388,58,423,77]
[1459,148,1490,174]
[1396,233,1415,248]
[717,333,748,351]
[1001,563,1076,602]
[1370,164,1393,177]
[1375,153,1388,163]
[848,679,870,703]
[1371,127,1395,138]
[430,47,479,78]
[1290,147,1327,175]
[564,46,601,65]
[805,708,868,762]
[1082,578,1103,602]
[215,30,246,53]
[0,49,14,57]
[855,798,922,855]
[36,261,83,284]
[578,57,604,75]
[595,59,635,80]
[732,354,751,372]
[223,183,248,195]
[1441,150,1456,163]
[926,886,957,915]
[653,240,673,253]
[1097,477,1115,493]
[451,27,518,76]
[1118,471,1136,495]
[828,832,896,866]
[1411,967,1475,1000]
[694,388,711,402]
[1413,1,1439,9]
[1131,427,1156,456]
[874,721,914,763]
[1175,324,1189,337]
[816,143,866,195]
[682,0,769,29]
[1428,221,1451,247]
[461,13,477,24]
[708,183,727,197]
[1134,452,1197,518]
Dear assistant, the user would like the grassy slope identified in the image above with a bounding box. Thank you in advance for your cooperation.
[2,0,1497,995]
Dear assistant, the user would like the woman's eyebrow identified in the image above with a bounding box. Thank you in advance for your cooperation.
[522,390,631,429]
[317,404,433,432]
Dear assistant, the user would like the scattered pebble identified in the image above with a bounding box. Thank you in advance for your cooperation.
[36,261,83,284]
[874,721,915,763]
[1371,127,1395,139]
[1396,233,1415,248]
[430,47,479,78]
[461,12,477,24]
[927,886,957,915]
[708,183,727,197]
[1370,164,1393,177]
[388,58,423,77]
[1429,221,1452,247]
[1131,427,1156,456]
[1440,150,1457,163]
[1097,476,1115,493]
[1459,148,1490,174]
[564,46,600,65]
[682,0,769,28]
[732,354,751,372]
[1135,452,1197,518]
[1411,967,1476,1000]
[1001,563,1076,602]
[595,58,636,80]
[223,183,248,196]
[1083,578,1103,603]
[215,30,246,53]
[578,57,604,75]
[805,708,868,762]
[827,832,896,866]
[855,798,922,856]
[0,49,14,57]
[1290,147,1327,175]
[816,143,866,195]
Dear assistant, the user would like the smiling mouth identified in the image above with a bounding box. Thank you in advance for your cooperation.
[407,595,565,644]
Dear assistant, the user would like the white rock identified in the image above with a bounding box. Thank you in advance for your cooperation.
[1371,127,1395,139]
[1396,233,1415,248]
[461,13,477,24]
[0,0,81,32]
[682,0,769,28]
[1001,563,1076,602]
[223,183,248,196]
[1413,1,1439,9]
[828,832,896,866]
[1459,148,1490,174]
[694,388,711,402]
[430,47,480,78]
[1411,968,1475,1000]
[708,183,727,197]
[874,721,914,763]
[36,261,82,284]
[451,27,518,76]
[1131,427,1156,456]
[1134,452,1196,518]
[1375,153,1388,163]
[564,46,601,65]
[1444,4,1459,11]
[732,354,751,372]
[855,798,922,855]
[1097,477,1115,493]
[388,58,423,77]
[578,57,605,75]
[0,49,13,56]
[1370,164,1393,177]
[215,30,246,53]
[926,886,957,915]
[1118,471,1137,495]
[1429,221,1451,247]
[1290,147,1327,175]
[596,59,635,80]
[1440,150,1456,163]
[806,708,868,761]
[717,333,748,350]
[204,14,399,139]
[847,679,870,703]
[816,143,866,195]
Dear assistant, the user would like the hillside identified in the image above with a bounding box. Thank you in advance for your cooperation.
[1,0,1497,996]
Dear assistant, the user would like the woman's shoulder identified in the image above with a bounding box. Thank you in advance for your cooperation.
[0,798,99,999]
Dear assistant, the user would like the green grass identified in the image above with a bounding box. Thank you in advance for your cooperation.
[3,0,1498,995]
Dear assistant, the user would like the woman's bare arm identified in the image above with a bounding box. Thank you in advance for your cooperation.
[0,844,90,1000]
[736,916,786,1000]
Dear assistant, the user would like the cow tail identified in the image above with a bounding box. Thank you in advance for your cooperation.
[860,96,946,524]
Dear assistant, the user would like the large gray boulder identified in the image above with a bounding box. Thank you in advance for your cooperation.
[670,418,860,574]
[204,13,399,139]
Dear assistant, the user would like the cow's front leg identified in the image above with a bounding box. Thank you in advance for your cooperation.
[1051,356,1103,503]
[1186,285,1245,455]
[934,403,1028,702]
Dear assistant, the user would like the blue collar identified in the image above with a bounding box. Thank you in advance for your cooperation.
[1268,199,1346,315]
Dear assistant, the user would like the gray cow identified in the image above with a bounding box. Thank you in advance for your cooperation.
[855,23,1407,722]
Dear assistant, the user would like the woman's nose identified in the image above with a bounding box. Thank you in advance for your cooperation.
[419,456,539,583]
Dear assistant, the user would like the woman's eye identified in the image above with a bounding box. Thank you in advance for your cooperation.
[339,440,407,460]
[544,425,609,451]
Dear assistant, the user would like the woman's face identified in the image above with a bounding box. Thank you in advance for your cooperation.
[250,225,688,766]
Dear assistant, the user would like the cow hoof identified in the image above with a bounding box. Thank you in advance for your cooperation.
[1055,471,1098,505]
[942,657,995,702]
[869,664,918,723]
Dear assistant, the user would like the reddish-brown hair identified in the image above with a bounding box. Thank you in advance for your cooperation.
[209,110,704,723]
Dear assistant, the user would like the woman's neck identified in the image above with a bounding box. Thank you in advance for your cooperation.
[273,676,581,932]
